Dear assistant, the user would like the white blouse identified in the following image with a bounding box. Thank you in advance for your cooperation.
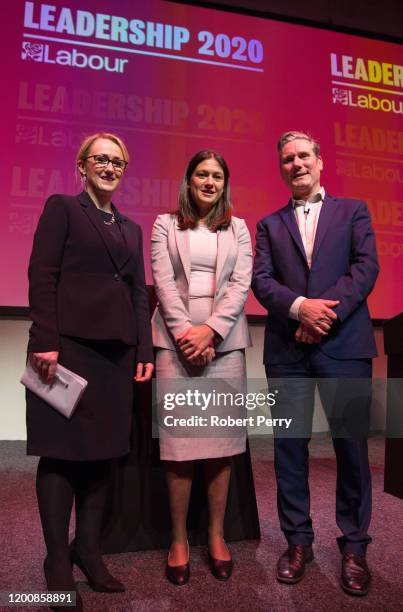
[188,225,217,299]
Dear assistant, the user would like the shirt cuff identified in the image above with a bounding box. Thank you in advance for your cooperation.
[289,296,306,320]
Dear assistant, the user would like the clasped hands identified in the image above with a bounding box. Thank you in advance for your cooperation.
[176,324,216,366]
[295,298,340,344]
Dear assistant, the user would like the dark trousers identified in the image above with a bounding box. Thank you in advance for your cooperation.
[266,348,372,555]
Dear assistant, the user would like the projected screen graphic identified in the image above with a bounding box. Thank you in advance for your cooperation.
[2,0,402,317]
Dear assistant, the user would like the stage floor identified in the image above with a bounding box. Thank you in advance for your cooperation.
[1,437,401,611]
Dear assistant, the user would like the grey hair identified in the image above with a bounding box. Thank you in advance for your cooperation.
[277,131,320,158]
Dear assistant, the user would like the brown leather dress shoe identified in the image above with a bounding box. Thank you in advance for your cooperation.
[276,544,314,584]
[341,553,371,596]
[208,552,234,581]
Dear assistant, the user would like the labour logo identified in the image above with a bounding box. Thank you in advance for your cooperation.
[22,42,44,61]
[332,87,349,105]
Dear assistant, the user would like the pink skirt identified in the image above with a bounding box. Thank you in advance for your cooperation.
[156,347,246,461]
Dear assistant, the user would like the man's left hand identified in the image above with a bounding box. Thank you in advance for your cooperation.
[295,324,322,344]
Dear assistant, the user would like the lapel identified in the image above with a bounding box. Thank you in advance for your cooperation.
[173,220,232,288]
[77,191,129,272]
[279,200,307,265]
[173,220,191,284]
[216,226,231,287]
[112,204,131,270]
[311,194,335,262]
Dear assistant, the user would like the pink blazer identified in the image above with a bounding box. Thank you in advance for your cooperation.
[151,213,252,352]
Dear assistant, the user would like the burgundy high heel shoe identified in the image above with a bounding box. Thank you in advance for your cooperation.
[207,539,233,581]
[165,542,190,586]
[208,552,233,581]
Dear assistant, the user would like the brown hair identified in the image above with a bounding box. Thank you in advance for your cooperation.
[277,131,321,158]
[76,132,130,172]
[176,150,232,231]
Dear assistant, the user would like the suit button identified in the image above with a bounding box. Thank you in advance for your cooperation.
[114,273,120,281]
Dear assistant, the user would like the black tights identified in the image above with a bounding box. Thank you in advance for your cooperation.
[36,457,112,567]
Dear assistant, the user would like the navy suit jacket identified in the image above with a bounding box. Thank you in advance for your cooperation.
[252,194,379,365]
[28,191,154,363]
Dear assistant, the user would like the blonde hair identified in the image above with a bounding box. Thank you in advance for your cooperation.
[76,132,130,166]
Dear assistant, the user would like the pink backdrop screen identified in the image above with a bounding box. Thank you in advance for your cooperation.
[2,0,402,317]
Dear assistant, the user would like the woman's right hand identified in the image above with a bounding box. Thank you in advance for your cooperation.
[188,346,215,366]
[30,351,59,383]
[176,324,215,359]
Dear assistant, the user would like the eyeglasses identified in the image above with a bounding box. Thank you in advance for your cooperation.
[84,154,128,171]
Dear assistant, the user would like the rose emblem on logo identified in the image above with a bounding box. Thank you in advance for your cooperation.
[22,42,44,61]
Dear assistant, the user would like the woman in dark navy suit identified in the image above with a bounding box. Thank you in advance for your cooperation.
[26,132,154,610]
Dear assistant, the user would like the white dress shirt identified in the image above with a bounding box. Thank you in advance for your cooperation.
[289,187,325,320]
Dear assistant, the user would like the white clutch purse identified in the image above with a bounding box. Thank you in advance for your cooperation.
[21,360,88,419]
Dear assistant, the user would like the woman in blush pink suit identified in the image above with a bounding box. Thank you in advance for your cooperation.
[151,150,253,585]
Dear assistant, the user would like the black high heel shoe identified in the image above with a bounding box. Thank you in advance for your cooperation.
[166,542,190,586]
[43,556,83,612]
[70,546,125,593]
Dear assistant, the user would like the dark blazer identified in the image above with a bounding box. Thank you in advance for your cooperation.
[28,191,153,363]
[252,194,379,365]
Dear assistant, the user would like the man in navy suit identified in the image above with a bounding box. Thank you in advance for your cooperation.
[252,131,378,596]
